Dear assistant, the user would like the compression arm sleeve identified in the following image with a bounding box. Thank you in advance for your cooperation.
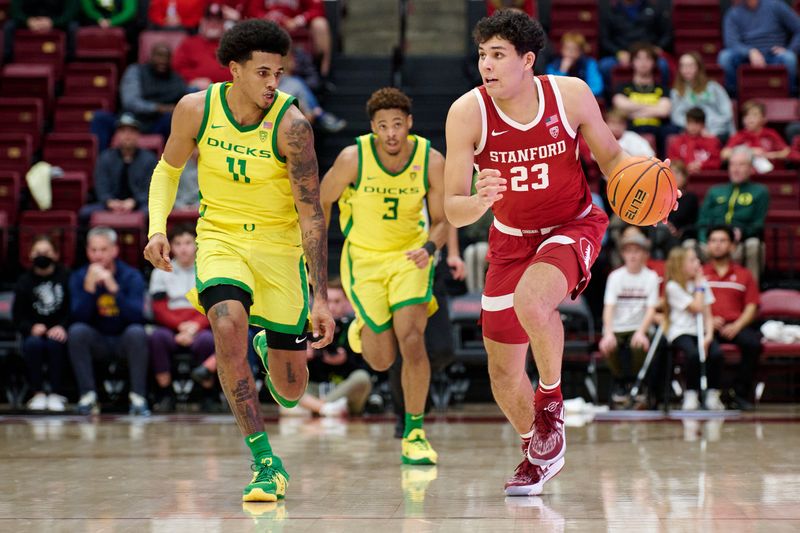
[147,157,184,238]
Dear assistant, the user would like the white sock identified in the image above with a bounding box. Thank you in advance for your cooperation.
[520,429,534,440]
[538,378,561,392]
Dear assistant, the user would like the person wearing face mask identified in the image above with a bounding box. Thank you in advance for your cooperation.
[12,237,71,412]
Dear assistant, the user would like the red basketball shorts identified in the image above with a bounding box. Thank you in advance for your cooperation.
[480,204,608,344]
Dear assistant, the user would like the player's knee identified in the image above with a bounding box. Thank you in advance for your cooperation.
[514,298,555,329]
[397,328,424,354]
[366,353,396,372]
[487,359,517,390]
[209,315,244,346]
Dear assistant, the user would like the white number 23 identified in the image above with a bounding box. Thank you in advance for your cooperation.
[509,164,549,192]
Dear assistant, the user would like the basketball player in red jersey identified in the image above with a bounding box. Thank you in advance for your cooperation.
[444,11,642,496]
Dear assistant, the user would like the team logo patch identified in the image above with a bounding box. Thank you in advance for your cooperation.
[410,172,417,181]
[259,130,268,142]
[579,237,594,270]
[549,125,560,139]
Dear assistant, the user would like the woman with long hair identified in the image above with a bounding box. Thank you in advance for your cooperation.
[663,247,725,410]
[670,52,735,140]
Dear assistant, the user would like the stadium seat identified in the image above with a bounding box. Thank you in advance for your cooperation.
[0,0,9,25]
[50,172,89,213]
[549,0,598,55]
[90,210,147,268]
[167,207,199,232]
[0,171,20,225]
[138,30,187,63]
[764,210,800,274]
[42,133,98,177]
[759,171,800,210]
[63,63,118,111]
[673,30,722,66]
[54,96,112,132]
[752,97,800,125]
[12,30,66,78]
[0,133,33,176]
[757,289,800,400]
[0,64,54,115]
[737,66,790,102]
[111,132,165,158]
[18,210,77,268]
[705,64,724,86]
[0,97,44,151]
[685,170,728,199]
[0,211,7,270]
[75,27,128,71]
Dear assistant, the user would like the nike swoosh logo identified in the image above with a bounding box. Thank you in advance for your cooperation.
[211,124,224,129]
[491,129,508,136]
[410,415,423,421]
[248,434,264,443]
[294,336,307,344]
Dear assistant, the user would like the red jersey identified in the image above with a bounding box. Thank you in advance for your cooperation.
[473,75,592,232]
[704,262,759,323]
[667,133,722,170]
[724,128,787,153]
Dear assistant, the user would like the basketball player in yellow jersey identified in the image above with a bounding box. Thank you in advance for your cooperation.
[143,20,334,502]
[320,88,450,465]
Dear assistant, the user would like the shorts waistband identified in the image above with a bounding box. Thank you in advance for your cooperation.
[492,204,592,237]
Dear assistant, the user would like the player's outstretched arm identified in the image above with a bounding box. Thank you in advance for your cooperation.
[443,93,505,227]
[319,145,358,229]
[144,92,204,272]
[278,106,334,348]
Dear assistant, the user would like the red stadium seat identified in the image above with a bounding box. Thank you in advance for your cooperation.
[0,211,7,268]
[549,1,599,56]
[42,133,98,177]
[75,27,128,71]
[758,290,800,389]
[0,133,33,175]
[752,97,800,125]
[0,64,54,115]
[685,170,728,199]
[0,170,20,224]
[111,132,165,158]
[54,96,112,132]
[167,207,199,232]
[12,30,66,78]
[0,97,44,151]
[138,30,187,63]
[63,63,118,111]
[705,64,724,86]
[759,171,800,210]
[50,172,89,213]
[18,210,77,268]
[737,66,790,102]
[90,210,147,268]
[673,30,722,66]
[764,210,800,273]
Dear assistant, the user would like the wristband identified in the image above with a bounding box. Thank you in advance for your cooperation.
[422,241,437,256]
[694,287,706,293]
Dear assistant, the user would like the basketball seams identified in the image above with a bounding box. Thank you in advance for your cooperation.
[616,160,660,224]
[639,166,662,225]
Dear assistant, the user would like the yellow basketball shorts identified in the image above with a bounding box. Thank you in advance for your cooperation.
[341,240,437,335]
[187,223,309,335]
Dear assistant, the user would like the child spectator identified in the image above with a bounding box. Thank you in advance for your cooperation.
[670,52,734,140]
[664,247,725,411]
[546,32,604,97]
[605,108,655,158]
[722,100,790,170]
[12,237,71,412]
[667,107,722,172]
[148,225,215,413]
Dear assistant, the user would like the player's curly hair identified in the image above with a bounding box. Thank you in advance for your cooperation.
[473,9,546,57]
[217,19,291,66]
[366,87,412,119]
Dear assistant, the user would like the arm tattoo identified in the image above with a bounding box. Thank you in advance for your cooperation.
[213,302,229,319]
[286,117,328,297]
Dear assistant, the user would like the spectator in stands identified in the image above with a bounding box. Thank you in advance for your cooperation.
[665,161,699,243]
[598,0,672,92]
[721,100,790,170]
[484,0,535,16]
[13,237,71,412]
[218,1,247,29]
[612,43,674,155]
[664,246,725,411]
[667,108,723,173]
[599,232,660,407]
[6,0,80,61]
[246,0,333,79]
[120,43,187,139]
[278,52,346,133]
[148,0,208,31]
[670,52,735,141]
[697,146,769,281]
[718,0,800,96]
[148,224,215,412]
[79,114,157,225]
[172,4,230,90]
[68,227,150,416]
[704,225,762,411]
[546,32,604,98]
[605,108,654,158]
[81,0,137,28]
[175,150,200,209]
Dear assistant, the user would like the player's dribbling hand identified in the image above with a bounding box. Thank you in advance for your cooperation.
[144,233,172,272]
[657,158,682,226]
[474,169,506,209]
[309,300,335,349]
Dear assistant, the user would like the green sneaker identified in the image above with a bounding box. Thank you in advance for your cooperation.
[401,428,439,465]
[253,330,301,408]
[243,455,290,502]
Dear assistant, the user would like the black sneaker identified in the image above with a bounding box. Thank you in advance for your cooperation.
[191,365,213,384]
[729,394,755,411]
[154,394,176,413]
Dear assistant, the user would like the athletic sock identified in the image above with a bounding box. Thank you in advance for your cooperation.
[403,412,424,438]
[535,378,562,407]
[245,431,272,462]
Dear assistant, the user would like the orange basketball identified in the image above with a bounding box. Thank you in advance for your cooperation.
[607,156,677,227]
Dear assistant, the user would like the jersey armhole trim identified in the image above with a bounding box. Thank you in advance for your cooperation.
[271,94,297,164]
[473,88,487,156]
[196,83,214,143]
[355,135,363,189]
[423,138,431,192]
[548,75,577,139]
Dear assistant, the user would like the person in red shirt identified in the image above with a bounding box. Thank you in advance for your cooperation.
[667,107,722,173]
[172,4,230,89]
[722,100,790,166]
[148,0,208,31]
[704,225,762,411]
[245,0,332,77]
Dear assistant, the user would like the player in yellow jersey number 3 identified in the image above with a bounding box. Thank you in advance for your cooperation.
[143,20,334,503]
[321,88,451,465]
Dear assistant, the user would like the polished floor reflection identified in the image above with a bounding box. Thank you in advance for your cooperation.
[1,406,799,532]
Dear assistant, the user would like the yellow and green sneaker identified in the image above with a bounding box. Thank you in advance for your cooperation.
[243,455,290,502]
[401,428,438,465]
[253,330,302,408]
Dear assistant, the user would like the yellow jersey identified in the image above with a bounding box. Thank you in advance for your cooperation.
[338,134,430,252]
[196,82,299,244]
